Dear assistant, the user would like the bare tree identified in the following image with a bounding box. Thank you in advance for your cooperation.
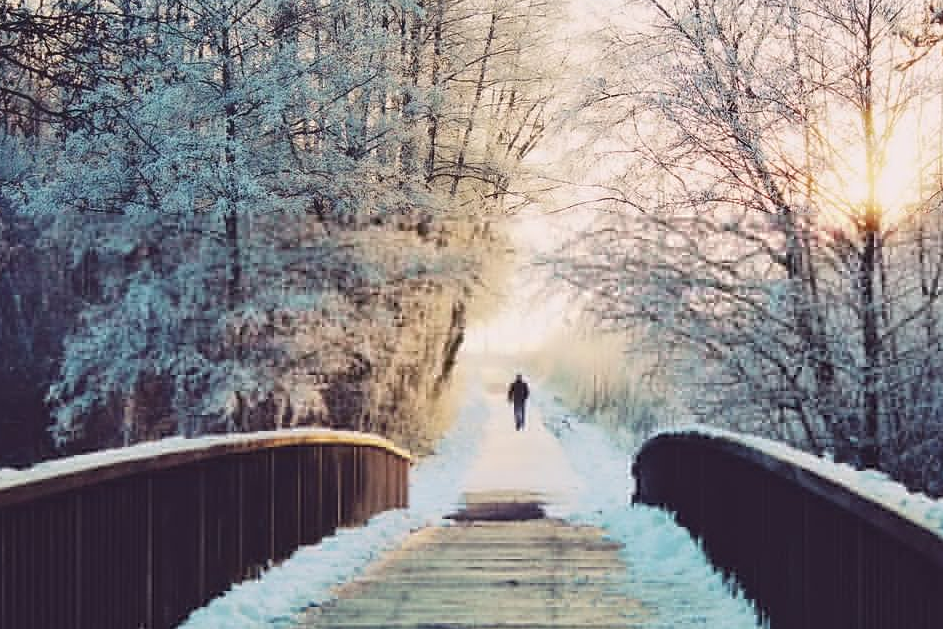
[554,0,943,491]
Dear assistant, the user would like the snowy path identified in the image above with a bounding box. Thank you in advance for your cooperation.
[459,368,583,515]
[182,365,762,628]
[532,391,762,628]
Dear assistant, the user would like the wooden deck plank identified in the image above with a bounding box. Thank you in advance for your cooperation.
[296,493,648,629]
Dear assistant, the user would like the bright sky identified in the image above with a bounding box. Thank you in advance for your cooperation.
[461,209,580,355]
[462,0,623,356]
[466,0,943,355]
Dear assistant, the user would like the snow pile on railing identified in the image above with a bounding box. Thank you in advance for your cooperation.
[653,424,943,539]
[0,427,407,494]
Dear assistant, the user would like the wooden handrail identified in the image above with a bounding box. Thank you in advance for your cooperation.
[0,429,410,508]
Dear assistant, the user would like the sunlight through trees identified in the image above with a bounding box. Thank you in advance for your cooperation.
[552,0,943,494]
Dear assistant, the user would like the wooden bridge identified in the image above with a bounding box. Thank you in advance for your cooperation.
[2,416,943,628]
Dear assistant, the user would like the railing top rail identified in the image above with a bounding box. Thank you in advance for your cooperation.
[636,426,943,568]
[0,428,411,508]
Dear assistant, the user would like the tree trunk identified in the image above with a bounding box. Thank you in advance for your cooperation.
[450,6,497,197]
[425,0,444,183]
[221,26,241,309]
[859,39,882,469]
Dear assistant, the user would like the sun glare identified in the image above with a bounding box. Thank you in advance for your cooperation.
[816,107,930,229]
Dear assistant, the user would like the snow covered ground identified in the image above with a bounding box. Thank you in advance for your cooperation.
[459,376,584,516]
[181,365,762,628]
[531,391,763,628]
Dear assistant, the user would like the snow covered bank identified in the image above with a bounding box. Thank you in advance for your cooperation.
[654,424,943,541]
[180,377,489,629]
[535,395,763,628]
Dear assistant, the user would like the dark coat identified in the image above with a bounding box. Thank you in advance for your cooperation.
[508,379,529,406]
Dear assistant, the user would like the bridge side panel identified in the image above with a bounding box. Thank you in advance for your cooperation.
[319,444,342,536]
[0,438,409,628]
[1,492,81,629]
[202,456,244,607]
[274,446,303,564]
[152,464,204,629]
[634,435,943,629]
[240,450,276,580]
[300,446,325,544]
[78,476,151,629]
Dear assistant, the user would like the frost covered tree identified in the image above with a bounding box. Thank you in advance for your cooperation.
[1,0,554,457]
[554,0,943,492]
[421,0,562,208]
[38,0,449,443]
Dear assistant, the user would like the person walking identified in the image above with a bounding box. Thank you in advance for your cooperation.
[507,374,530,431]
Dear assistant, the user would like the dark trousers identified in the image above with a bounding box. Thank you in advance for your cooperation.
[514,403,526,431]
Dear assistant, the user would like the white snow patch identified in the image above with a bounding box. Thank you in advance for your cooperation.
[535,395,763,628]
[179,377,489,629]
[657,424,943,539]
[183,510,415,628]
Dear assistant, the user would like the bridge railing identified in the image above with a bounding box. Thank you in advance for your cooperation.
[0,429,410,629]
[633,428,943,629]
